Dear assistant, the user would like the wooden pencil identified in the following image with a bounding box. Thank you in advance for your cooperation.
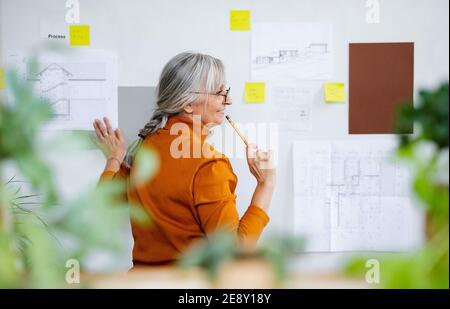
[225,115,249,147]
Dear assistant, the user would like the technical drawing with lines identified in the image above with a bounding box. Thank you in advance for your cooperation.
[6,50,118,130]
[252,22,333,81]
[293,140,424,252]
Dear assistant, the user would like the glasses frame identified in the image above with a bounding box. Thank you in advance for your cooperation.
[190,87,231,104]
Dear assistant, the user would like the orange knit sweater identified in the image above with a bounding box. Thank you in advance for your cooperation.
[99,116,269,265]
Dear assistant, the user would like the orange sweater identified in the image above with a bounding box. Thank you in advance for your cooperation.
[99,116,269,265]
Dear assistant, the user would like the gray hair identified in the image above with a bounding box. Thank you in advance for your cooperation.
[123,52,226,167]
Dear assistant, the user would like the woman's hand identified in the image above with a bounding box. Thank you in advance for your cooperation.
[246,144,276,186]
[92,117,126,164]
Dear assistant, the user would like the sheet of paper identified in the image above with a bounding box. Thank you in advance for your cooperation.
[252,22,333,81]
[40,19,70,44]
[324,82,345,103]
[293,139,424,252]
[271,84,321,131]
[6,49,118,130]
[70,25,90,46]
[245,82,265,103]
[230,10,251,31]
[0,68,5,89]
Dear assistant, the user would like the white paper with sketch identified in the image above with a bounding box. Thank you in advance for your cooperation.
[6,49,118,130]
[252,22,333,81]
[293,139,424,252]
[271,83,321,131]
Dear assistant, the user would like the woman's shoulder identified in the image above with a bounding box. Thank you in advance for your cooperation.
[194,144,236,179]
[200,143,233,165]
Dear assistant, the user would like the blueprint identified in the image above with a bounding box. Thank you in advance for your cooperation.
[293,139,424,252]
[6,50,118,130]
[251,22,333,81]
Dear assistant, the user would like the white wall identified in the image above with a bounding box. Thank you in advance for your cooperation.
[1,0,448,271]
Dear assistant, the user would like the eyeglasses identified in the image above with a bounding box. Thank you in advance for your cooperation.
[190,87,231,104]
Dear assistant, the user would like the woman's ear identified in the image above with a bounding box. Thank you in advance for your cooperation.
[183,102,194,114]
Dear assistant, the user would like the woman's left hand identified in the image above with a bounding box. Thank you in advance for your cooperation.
[92,117,126,163]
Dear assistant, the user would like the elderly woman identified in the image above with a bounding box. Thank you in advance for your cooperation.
[93,52,276,266]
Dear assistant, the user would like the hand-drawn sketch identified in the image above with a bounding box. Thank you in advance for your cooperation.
[35,63,72,119]
[252,23,333,81]
[6,50,118,130]
[293,139,424,252]
[271,84,321,131]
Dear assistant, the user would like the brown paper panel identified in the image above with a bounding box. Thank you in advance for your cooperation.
[349,43,414,134]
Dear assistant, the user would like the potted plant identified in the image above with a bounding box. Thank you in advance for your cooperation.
[178,230,304,288]
[0,64,155,288]
[344,82,449,289]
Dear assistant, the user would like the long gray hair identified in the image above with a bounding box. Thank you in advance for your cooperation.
[123,52,226,167]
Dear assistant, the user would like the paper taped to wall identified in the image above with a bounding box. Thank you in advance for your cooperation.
[6,49,118,130]
[293,139,424,252]
[271,84,321,131]
[252,22,333,81]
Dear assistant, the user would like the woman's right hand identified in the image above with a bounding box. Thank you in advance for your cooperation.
[246,144,276,186]
[92,117,126,164]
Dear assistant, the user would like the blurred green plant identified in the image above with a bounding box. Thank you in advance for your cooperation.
[178,231,237,281]
[178,230,304,284]
[0,64,156,288]
[345,82,449,288]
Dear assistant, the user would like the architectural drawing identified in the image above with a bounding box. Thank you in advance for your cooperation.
[6,50,118,130]
[255,43,328,66]
[252,23,333,81]
[293,140,424,252]
[271,84,321,131]
[36,63,72,119]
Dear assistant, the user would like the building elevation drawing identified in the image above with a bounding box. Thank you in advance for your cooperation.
[6,50,118,130]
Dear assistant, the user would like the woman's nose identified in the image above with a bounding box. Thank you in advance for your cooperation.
[224,96,233,105]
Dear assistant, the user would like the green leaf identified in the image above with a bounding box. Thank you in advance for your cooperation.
[132,146,159,186]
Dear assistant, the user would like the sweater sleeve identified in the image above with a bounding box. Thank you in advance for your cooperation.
[98,165,130,184]
[192,159,269,248]
[97,165,130,204]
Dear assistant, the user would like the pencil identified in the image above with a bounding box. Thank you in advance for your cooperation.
[225,115,249,147]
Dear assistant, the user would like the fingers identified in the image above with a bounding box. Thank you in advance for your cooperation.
[246,144,262,179]
[93,119,106,139]
[114,128,124,143]
[246,143,258,160]
[257,150,269,162]
[96,119,108,137]
[103,117,114,136]
[89,133,98,145]
[93,118,121,141]
[257,150,275,170]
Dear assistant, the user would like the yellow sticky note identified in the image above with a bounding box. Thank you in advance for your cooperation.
[70,25,90,46]
[245,82,265,103]
[230,10,250,31]
[0,68,5,89]
[324,82,345,103]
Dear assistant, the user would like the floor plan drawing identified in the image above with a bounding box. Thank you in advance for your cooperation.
[6,50,118,130]
[293,139,424,252]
